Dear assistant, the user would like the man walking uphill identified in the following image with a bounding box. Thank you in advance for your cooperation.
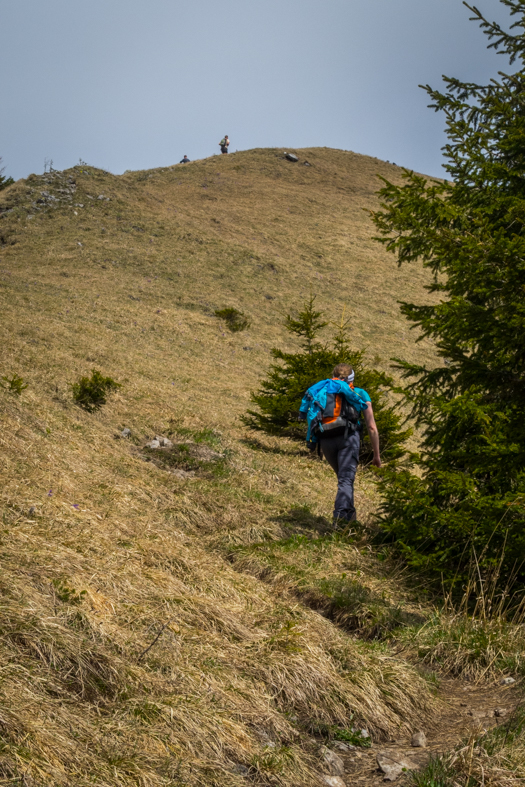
[300,363,381,526]
[219,135,230,154]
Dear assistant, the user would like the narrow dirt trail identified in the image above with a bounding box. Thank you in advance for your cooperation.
[330,678,520,785]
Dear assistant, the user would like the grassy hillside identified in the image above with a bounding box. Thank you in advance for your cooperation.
[0,148,522,787]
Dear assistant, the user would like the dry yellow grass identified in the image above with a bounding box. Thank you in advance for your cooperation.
[0,148,443,786]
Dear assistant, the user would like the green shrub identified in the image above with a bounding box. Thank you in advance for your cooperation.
[215,307,251,332]
[1,373,28,396]
[0,157,14,191]
[71,369,121,412]
[244,296,410,464]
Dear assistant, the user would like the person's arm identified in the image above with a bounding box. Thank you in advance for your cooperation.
[363,401,381,468]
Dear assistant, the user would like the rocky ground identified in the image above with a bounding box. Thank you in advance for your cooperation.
[319,678,519,785]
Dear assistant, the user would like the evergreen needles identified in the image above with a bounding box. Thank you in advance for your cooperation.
[71,369,121,412]
[244,296,410,465]
[372,0,525,588]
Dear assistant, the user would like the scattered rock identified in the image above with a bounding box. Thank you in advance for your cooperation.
[146,439,160,449]
[155,436,173,447]
[97,194,106,200]
[255,728,277,748]
[231,763,250,776]
[320,777,345,787]
[284,152,299,162]
[500,677,516,685]
[377,750,419,782]
[320,747,344,777]
[494,708,508,717]
[303,160,312,166]
[171,469,195,479]
[121,428,132,438]
[411,732,427,747]
[332,741,355,752]
[28,506,35,515]
[468,709,488,719]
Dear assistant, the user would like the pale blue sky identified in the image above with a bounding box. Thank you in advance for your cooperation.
[0,0,511,180]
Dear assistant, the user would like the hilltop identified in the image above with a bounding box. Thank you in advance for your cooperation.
[0,148,521,787]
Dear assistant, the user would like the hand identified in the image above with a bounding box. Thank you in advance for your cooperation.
[372,455,382,468]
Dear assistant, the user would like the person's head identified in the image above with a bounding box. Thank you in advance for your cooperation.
[332,363,354,384]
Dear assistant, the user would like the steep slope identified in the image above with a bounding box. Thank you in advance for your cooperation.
[0,148,441,787]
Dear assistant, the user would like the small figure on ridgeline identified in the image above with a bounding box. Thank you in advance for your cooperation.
[219,135,230,154]
[180,155,191,164]
[299,363,381,528]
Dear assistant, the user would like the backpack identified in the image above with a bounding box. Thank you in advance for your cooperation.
[299,379,368,444]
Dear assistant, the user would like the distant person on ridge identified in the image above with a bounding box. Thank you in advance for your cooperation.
[299,363,381,527]
[219,135,230,154]
[180,155,191,164]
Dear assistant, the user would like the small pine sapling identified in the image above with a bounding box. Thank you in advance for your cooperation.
[1,373,28,396]
[71,369,121,412]
[215,307,251,332]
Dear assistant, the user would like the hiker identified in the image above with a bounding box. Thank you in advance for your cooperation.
[219,135,229,154]
[299,363,381,526]
[180,155,190,164]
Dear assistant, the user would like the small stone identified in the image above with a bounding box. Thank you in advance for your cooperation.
[360,728,370,739]
[411,732,427,747]
[377,750,419,782]
[332,742,349,751]
[172,469,195,479]
[320,777,345,787]
[500,677,516,686]
[468,709,488,719]
[121,428,131,438]
[231,763,250,776]
[157,437,173,447]
[285,152,299,162]
[146,439,160,449]
[28,506,35,515]
[320,747,344,777]
[97,194,105,200]
[494,708,508,717]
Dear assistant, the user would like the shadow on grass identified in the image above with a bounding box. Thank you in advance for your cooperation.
[241,436,303,456]
[306,576,426,639]
[270,504,332,535]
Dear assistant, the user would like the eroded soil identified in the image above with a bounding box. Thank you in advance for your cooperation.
[330,678,520,785]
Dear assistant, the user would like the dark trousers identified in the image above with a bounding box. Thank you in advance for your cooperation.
[320,432,360,523]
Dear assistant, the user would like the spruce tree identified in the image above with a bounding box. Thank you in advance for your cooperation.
[0,158,14,191]
[244,296,410,465]
[372,0,525,586]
